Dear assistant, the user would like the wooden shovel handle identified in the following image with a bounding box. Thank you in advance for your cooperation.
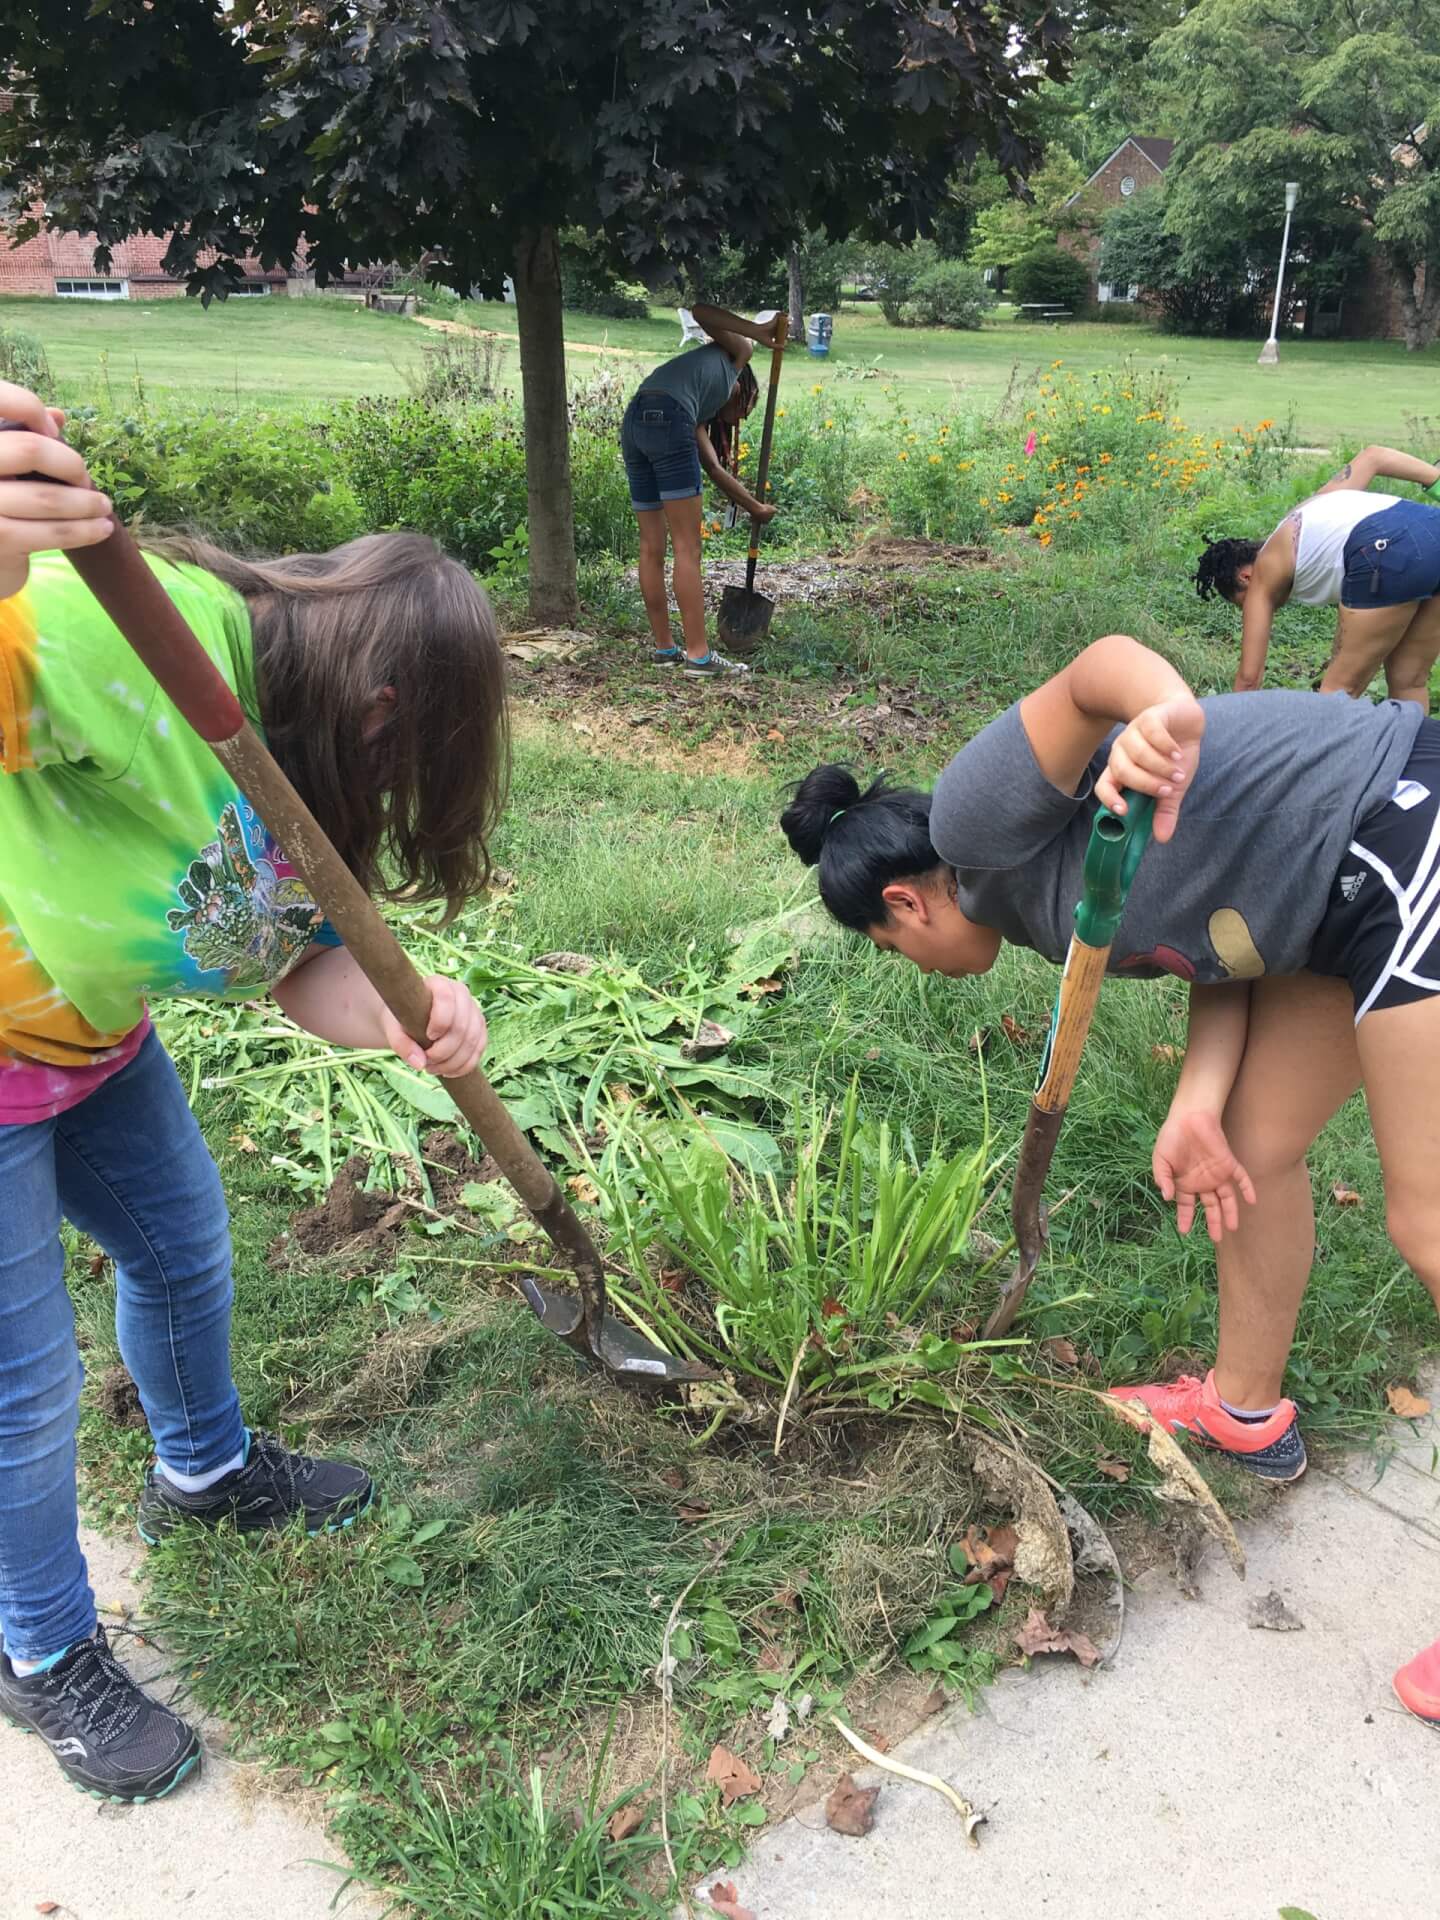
[58,519,612,1338]
[744,313,788,591]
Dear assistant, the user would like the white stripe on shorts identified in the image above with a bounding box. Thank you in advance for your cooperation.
[1349,821,1440,1022]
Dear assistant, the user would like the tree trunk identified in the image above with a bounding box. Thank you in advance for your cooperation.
[1393,256,1440,352]
[787,248,804,342]
[512,226,580,624]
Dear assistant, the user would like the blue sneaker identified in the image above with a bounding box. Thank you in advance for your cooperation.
[683,648,751,678]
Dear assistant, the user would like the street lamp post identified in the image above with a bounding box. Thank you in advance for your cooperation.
[1258,181,1300,366]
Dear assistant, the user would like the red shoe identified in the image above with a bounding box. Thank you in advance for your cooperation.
[1394,1637,1440,1725]
[1108,1369,1307,1482]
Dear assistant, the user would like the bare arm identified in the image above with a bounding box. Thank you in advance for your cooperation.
[689,302,779,368]
[1152,982,1257,1239]
[1233,527,1294,693]
[695,426,773,519]
[271,943,487,1077]
[1019,632,1204,845]
[1312,444,1440,497]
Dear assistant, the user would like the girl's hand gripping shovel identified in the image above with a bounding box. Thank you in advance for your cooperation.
[984,793,1154,1338]
[4,420,708,1387]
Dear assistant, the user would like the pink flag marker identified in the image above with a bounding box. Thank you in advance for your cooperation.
[1024,431,1038,456]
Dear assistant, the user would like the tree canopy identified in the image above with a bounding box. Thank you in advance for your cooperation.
[2,1,1074,614]
[1148,0,1440,348]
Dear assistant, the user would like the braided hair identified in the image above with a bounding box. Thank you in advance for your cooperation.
[1194,536,1263,601]
[706,362,759,474]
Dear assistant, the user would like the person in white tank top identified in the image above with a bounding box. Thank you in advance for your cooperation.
[1192,443,1440,710]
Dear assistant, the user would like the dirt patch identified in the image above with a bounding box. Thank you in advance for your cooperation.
[286,1155,408,1266]
[290,1298,498,1427]
[96,1364,147,1432]
[421,1127,505,1211]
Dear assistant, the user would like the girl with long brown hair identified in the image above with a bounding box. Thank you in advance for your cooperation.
[0,382,508,1804]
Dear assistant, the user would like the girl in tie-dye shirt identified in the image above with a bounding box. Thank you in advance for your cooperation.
[0,383,510,1805]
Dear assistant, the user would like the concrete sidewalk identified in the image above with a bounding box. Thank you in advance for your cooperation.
[723,1388,1440,1920]
[0,1527,380,1920]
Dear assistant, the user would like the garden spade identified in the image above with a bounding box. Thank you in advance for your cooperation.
[716,312,788,655]
[984,793,1154,1339]
[12,421,708,1388]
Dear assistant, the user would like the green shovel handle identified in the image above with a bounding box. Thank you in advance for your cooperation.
[1426,474,1440,504]
[1073,791,1156,948]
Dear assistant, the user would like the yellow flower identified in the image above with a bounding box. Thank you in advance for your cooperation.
[897,452,909,462]
[1099,452,1112,465]
[1051,359,1063,368]
[979,496,991,507]
[1038,531,1053,546]
[1100,405,1111,415]
[701,528,711,540]
[956,460,973,470]
[1257,418,1275,431]
[811,384,823,394]
[997,490,1012,503]
[1041,434,1050,444]
[824,418,835,429]
[929,454,941,464]
[777,408,786,418]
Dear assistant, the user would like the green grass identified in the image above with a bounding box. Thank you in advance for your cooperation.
[11,288,1436,444]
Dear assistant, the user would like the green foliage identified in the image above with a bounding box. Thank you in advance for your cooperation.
[65,403,361,553]
[0,323,53,398]
[1100,185,1267,338]
[901,260,994,330]
[559,231,650,319]
[1008,245,1091,309]
[871,241,941,325]
[589,1080,991,1403]
[1149,0,1440,347]
[967,148,1085,274]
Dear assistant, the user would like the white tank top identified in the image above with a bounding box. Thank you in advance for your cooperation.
[1289,491,1402,605]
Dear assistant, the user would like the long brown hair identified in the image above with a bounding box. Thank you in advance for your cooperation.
[145,531,510,917]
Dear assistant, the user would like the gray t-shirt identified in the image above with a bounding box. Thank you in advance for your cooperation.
[640,343,739,424]
[928,692,1425,984]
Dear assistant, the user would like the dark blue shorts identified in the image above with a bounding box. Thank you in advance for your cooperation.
[620,390,702,512]
[1340,499,1440,609]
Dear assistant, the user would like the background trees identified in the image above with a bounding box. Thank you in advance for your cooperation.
[3,0,1071,618]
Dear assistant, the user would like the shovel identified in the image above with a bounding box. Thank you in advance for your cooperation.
[716,313,788,655]
[983,793,1154,1339]
[13,422,708,1387]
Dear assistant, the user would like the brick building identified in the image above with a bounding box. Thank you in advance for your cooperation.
[1059,135,1174,305]
[1059,129,1425,342]
[0,224,295,299]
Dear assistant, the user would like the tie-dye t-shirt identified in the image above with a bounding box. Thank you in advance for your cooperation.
[0,551,338,1124]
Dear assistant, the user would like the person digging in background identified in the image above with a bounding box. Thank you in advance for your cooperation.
[783,632,1440,1725]
[1197,443,1440,708]
[0,382,506,1803]
[620,301,782,678]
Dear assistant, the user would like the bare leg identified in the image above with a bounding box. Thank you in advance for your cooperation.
[1319,601,1421,700]
[1356,997,1440,1316]
[662,495,707,659]
[1382,596,1440,713]
[635,508,674,652]
[1213,973,1361,1407]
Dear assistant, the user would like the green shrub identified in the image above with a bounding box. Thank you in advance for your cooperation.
[0,325,53,399]
[66,406,362,553]
[1008,246,1090,310]
[900,260,992,330]
[871,241,939,325]
[559,231,650,319]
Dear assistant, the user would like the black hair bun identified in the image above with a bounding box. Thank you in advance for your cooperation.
[781,764,862,866]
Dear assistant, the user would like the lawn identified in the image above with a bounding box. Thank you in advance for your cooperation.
[9,288,1437,446]
[33,286,1440,1913]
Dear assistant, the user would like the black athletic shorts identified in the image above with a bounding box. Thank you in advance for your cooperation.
[1310,718,1440,1021]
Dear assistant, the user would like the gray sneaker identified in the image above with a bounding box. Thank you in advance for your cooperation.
[684,648,751,677]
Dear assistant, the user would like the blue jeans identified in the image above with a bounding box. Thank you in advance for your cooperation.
[0,1030,243,1661]
[620,390,703,510]
[1341,499,1440,608]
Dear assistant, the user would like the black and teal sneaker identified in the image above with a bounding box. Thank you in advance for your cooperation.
[0,1627,200,1803]
[652,643,685,665]
[137,1431,373,1544]
[683,647,751,678]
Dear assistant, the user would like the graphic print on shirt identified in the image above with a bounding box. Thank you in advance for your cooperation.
[166,799,323,993]
[1113,908,1267,982]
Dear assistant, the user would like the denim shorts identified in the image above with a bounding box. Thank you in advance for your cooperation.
[1340,499,1440,609]
[620,390,701,511]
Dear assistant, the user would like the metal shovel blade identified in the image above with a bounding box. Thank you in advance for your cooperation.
[716,583,774,656]
[518,1277,712,1385]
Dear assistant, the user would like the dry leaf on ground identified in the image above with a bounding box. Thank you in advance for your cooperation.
[765,1696,791,1742]
[1042,1336,1079,1368]
[707,1882,757,1920]
[825,1772,880,1836]
[739,976,784,999]
[1099,1392,1245,1576]
[606,1801,648,1841]
[957,1522,1017,1600]
[1151,1042,1183,1064]
[565,1174,600,1205]
[1095,1456,1131,1482]
[1387,1384,1432,1419]
[678,1501,711,1524]
[1013,1607,1101,1667]
[1000,1013,1031,1045]
[1331,1184,1364,1208]
[681,1019,735,1061]
[705,1744,761,1807]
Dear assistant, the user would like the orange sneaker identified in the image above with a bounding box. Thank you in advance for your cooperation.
[1394,1637,1440,1725]
[1108,1369,1306,1482]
